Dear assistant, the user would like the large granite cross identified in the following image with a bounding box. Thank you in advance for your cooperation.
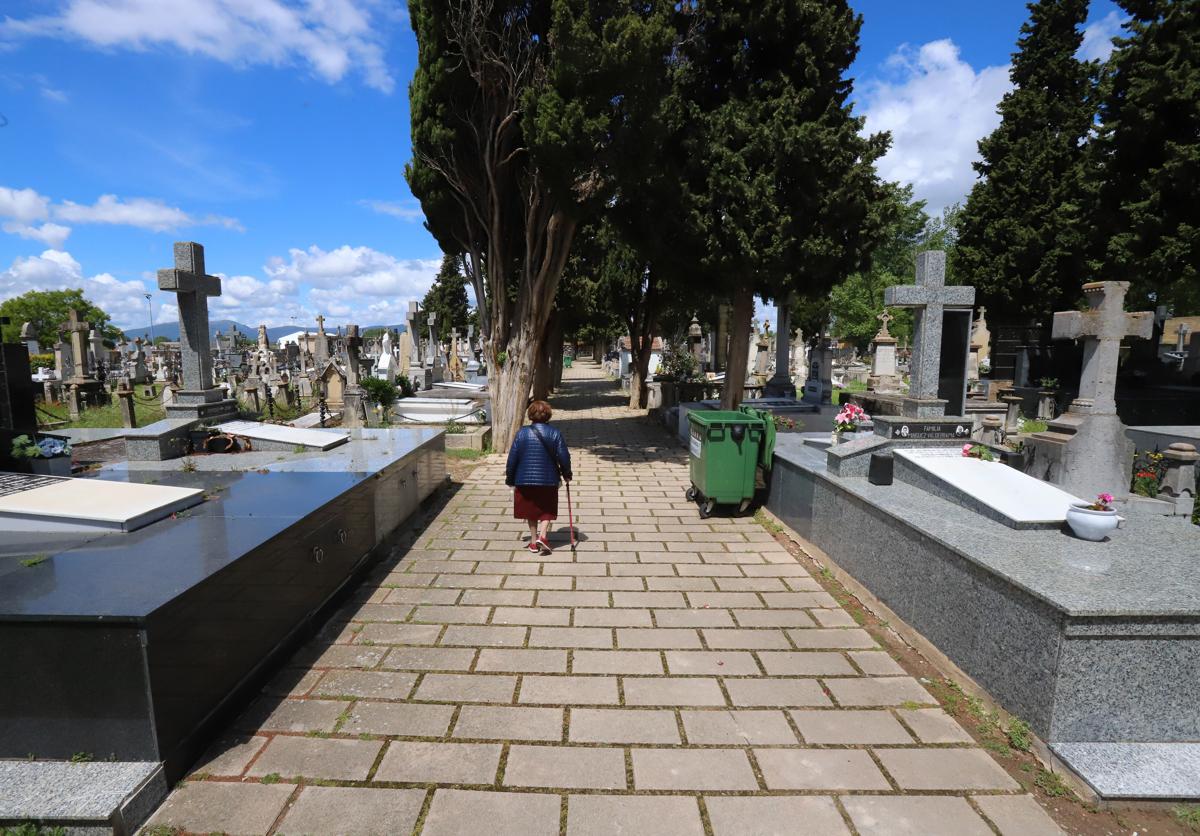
[406,301,422,364]
[1054,281,1152,414]
[883,251,975,402]
[158,242,220,393]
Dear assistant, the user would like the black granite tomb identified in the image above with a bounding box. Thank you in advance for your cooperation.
[0,432,443,782]
[937,309,971,416]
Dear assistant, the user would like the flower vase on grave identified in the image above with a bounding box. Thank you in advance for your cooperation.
[830,430,843,446]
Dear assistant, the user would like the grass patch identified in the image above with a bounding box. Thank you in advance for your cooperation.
[1034,768,1075,799]
[68,752,93,763]
[1,825,68,836]
[260,772,281,785]
[1019,416,1048,434]
[1007,717,1033,752]
[19,554,49,568]
[753,508,783,534]
[447,447,489,460]
[831,379,868,405]
[38,385,165,429]
[1173,806,1200,831]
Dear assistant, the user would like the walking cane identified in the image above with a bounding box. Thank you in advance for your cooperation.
[565,479,577,553]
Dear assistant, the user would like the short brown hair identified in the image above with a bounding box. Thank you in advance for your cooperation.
[527,400,552,423]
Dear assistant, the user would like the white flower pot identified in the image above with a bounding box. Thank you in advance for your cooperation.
[1065,504,1119,542]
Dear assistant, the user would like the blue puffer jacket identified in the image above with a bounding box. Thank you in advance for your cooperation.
[506,423,572,487]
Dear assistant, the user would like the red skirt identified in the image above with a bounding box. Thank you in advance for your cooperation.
[514,486,558,521]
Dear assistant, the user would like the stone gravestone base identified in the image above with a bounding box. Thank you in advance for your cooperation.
[1023,412,1133,501]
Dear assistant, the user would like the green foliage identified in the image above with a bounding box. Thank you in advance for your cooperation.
[360,376,398,409]
[39,385,166,430]
[827,182,926,348]
[28,353,53,371]
[20,554,49,568]
[1173,805,1200,831]
[397,375,415,398]
[657,348,702,383]
[1,824,67,836]
[0,289,121,347]
[1090,0,1200,312]
[1034,767,1075,798]
[954,0,1095,321]
[1007,717,1033,752]
[422,255,474,334]
[674,1,890,308]
[444,419,467,435]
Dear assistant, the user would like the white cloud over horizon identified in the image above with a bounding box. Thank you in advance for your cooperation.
[1,243,443,332]
[1,0,396,93]
[360,199,425,222]
[860,39,1011,214]
[1080,11,1125,62]
[0,185,244,249]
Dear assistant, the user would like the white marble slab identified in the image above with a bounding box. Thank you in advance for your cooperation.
[895,447,1087,524]
[0,477,204,532]
[215,420,349,450]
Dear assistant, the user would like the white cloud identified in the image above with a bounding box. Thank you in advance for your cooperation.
[360,199,424,222]
[1080,11,1125,62]
[860,39,1011,213]
[0,249,154,325]
[2,243,443,331]
[266,245,440,298]
[3,0,395,93]
[2,221,72,249]
[54,194,243,232]
[0,186,51,223]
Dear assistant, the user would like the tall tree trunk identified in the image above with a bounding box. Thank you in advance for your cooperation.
[721,283,755,410]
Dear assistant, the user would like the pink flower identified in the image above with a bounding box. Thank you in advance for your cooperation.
[1098,492,1114,505]
[962,444,973,456]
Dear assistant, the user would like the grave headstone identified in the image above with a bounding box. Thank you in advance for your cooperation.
[0,316,38,469]
[19,321,39,356]
[801,341,833,406]
[882,250,975,417]
[868,310,901,394]
[1024,281,1153,498]
[155,242,238,421]
[341,325,367,428]
[764,304,796,398]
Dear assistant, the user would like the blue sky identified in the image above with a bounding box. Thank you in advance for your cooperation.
[0,0,1123,331]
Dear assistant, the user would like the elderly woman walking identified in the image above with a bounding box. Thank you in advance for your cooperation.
[506,400,572,555]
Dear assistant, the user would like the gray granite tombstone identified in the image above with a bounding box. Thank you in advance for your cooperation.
[882,250,975,418]
[764,303,796,398]
[314,314,329,369]
[156,242,238,421]
[1024,281,1153,499]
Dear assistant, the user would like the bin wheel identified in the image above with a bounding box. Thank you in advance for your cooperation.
[738,498,752,514]
[685,487,697,502]
[698,498,715,519]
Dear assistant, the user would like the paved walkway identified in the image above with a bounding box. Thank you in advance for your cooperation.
[148,362,1060,835]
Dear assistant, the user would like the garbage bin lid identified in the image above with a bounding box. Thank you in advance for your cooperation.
[688,410,764,427]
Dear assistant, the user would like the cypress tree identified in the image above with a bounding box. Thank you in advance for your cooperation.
[1091,0,1200,312]
[421,255,473,336]
[954,0,1096,320]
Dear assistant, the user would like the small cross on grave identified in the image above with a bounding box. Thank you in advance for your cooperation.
[1053,281,1152,415]
[157,242,220,393]
[883,251,975,413]
[876,309,894,339]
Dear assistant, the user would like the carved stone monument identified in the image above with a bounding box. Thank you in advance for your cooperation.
[156,242,239,421]
[1024,282,1152,499]
[868,310,901,394]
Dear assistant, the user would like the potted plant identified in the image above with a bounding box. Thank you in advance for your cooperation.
[831,402,868,445]
[11,434,72,477]
[961,443,996,462]
[1065,492,1119,542]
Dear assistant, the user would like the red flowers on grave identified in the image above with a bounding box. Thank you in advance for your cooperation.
[833,403,868,434]
[962,444,996,462]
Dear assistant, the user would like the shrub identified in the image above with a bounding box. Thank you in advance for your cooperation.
[360,377,398,409]
[28,352,54,371]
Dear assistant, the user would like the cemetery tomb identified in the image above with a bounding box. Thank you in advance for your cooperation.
[394,396,485,423]
[0,472,203,532]
[891,447,1087,530]
[213,419,350,451]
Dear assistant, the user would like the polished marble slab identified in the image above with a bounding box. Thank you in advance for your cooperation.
[214,420,349,451]
[0,473,204,532]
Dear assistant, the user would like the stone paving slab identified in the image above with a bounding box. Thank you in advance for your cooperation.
[144,368,1060,835]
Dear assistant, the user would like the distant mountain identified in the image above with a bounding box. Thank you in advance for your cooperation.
[121,320,407,343]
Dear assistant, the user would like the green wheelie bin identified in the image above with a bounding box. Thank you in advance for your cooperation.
[686,406,776,518]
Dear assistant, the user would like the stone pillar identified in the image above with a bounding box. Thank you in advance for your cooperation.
[980,415,1003,446]
[1000,389,1022,434]
[66,384,83,421]
[1037,389,1057,421]
[1160,443,1198,517]
[764,303,796,398]
[117,387,137,428]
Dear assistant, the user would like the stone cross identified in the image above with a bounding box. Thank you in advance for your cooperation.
[427,311,438,351]
[314,314,329,368]
[1053,281,1152,414]
[406,301,422,364]
[157,242,221,392]
[876,310,894,338]
[64,308,90,381]
[883,251,975,402]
